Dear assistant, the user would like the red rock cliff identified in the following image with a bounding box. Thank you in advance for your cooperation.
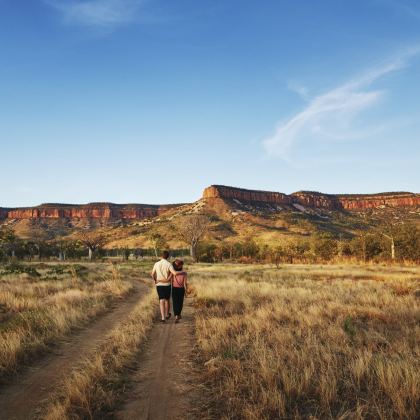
[203,185,292,205]
[203,185,420,210]
[1,186,419,221]
[290,192,340,209]
[336,193,420,210]
[0,203,178,220]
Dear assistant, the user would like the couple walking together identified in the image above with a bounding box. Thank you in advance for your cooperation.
[151,250,188,323]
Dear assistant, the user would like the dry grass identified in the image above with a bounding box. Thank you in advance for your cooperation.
[0,263,132,382]
[43,287,155,419]
[192,264,420,419]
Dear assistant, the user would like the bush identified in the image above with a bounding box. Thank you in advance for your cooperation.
[0,262,40,277]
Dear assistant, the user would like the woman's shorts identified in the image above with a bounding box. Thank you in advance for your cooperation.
[156,285,171,300]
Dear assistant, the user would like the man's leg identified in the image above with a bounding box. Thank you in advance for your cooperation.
[159,299,166,321]
[164,299,170,318]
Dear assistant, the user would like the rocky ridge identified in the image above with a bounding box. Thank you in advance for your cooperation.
[1,185,419,222]
[203,185,420,210]
[0,203,179,221]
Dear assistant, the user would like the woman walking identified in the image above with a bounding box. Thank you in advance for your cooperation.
[171,259,188,323]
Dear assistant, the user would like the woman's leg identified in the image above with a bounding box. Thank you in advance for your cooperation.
[172,288,181,316]
[179,288,185,315]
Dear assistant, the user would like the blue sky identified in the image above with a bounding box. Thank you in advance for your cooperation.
[1,0,419,206]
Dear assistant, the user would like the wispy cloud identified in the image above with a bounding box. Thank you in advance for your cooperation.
[45,0,144,28]
[378,0,420,20]
[287,80,310,101]
[263,46,420,158]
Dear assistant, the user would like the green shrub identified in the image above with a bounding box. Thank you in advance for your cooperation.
[0,262,40,277]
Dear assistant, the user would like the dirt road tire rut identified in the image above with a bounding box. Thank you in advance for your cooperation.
[0,280,148,420]
[116,298,198,420]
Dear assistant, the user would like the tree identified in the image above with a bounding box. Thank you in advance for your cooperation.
[23,241,38,261]
[311,233,338,261]
[271,245,285,268]
[121,247,130,261]
[242,237,259,259]
[374,218,398,261]
[394,224,420,261]
[174,215,211,261]
[53,239,79,261]
[148,233,167,257]
[79,231,107,260]
[0,227,18,259]
[381,233,395,260]
[350,233,382,262]
[196,242,217,262]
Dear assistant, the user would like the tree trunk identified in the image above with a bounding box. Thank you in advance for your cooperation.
[88,247,93,260]
[391,237,395,260]
[338,235,343,258]
[361,236,366,263]
[190,244,196,261]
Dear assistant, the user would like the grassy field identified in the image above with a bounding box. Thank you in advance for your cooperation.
[191,263,420,419]
[0,262,133,382]
[0,260,418,419]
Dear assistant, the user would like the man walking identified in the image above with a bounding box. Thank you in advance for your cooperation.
[151,250,178,322]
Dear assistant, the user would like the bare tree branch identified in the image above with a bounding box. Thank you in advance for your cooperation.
[79,231,107,260]
[173,215,211,261]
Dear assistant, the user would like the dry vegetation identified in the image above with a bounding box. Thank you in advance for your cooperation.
[0,262,132,382]
[44,287,155,419]
[1,259,418,419]
[192,264,420,419]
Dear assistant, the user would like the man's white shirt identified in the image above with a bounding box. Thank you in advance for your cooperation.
[152,259,177,286]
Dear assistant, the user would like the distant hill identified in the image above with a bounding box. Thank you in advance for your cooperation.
[1,185,419,247]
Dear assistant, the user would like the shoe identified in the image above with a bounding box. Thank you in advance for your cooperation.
[166,313,172,320]
[175,318,179,324]
[160,319,166,323]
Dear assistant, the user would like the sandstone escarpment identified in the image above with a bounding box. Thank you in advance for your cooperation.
[0,203,178,220]
[203,185,292,205]
[1,186,419,223]
[336,193,420,210]
[290,191,340,209]
[203,185,420,210]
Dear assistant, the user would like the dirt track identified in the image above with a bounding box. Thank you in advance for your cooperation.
[116,298,198,420]
[0,280,148,420]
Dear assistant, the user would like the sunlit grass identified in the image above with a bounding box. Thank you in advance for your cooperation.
[191,264,420,419]
[0,263,132,382]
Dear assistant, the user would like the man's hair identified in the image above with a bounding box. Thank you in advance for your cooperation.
[162,250,170,259]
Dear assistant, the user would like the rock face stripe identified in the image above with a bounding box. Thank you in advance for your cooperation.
[0,203,180,220]
[203,185,420,210]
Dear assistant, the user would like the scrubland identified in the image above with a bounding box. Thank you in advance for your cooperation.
[1,260,418,419]
[0,262,132,381]
[192,264,420,419]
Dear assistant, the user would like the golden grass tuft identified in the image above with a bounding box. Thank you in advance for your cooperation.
[0,263,132,382]
[192,264,420,419]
